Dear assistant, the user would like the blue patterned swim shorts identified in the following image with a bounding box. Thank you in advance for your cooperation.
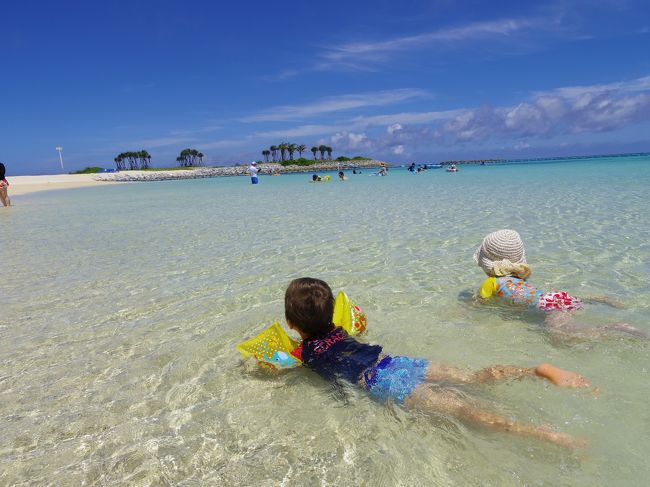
[364,355,429,404]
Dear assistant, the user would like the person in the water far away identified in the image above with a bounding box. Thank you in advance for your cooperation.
[285,277,591,449]
[248,161,260,184]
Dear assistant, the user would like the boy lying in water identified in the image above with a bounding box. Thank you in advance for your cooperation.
[284,277,590,448]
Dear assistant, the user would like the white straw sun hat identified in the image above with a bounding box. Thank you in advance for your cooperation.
[474,229,526,275]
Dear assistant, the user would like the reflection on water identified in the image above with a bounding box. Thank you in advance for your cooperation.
[1,157,649,485]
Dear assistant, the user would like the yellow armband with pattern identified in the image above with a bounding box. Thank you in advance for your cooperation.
[479,277,497,298]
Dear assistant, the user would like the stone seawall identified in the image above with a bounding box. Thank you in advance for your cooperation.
[95,160,389,182]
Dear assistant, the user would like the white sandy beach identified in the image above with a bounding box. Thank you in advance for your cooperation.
[7,174,121,196]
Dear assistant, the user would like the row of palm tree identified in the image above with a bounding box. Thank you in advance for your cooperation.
[176,148,204,167]
[261,143,334,163]
[114,150,151,170]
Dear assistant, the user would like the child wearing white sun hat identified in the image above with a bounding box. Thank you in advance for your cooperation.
[474,229,583,312]
[474,229,646,338]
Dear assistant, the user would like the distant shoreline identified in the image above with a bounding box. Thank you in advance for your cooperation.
[441,151,650,165]
[8,160,390,195]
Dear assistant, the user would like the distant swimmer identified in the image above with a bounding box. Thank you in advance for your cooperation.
[248,161,260,184]
[338,171,348,181]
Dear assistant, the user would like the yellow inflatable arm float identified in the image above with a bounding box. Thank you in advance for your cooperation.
[237,291,367,369]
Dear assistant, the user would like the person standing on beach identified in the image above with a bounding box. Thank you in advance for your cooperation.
[248,161,260,185]
[0,163,10,207]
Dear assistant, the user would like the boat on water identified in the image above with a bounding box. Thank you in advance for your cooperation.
[446,164,459,172]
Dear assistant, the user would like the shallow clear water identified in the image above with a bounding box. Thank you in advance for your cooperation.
[1,156,649,486]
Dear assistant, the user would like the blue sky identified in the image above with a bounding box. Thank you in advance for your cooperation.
[2,0,650,174]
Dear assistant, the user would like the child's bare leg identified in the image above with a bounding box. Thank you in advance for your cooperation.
[426,363,536,383]
[600,323,648,338]
[404,385,585,449]
[582,295,625,309]
[546,313,647,339]
[425,363,589,388]
[0,187,8,207]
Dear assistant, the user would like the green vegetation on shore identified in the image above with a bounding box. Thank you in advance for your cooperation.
[262,142,334,163]
[176,148,204,167]
[73,167,104,174]
[335,156,370,162]
[276,155,371,167]
[114,151,152,170]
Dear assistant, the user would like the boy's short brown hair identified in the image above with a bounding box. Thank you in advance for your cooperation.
[285,277,334,338]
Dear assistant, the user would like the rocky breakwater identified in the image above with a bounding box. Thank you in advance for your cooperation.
[94,167,248,182]
[94,160,390,182]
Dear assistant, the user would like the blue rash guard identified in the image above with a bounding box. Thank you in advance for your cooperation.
[299,326,382,384]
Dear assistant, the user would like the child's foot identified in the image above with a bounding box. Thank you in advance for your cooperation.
[535,363,591,388]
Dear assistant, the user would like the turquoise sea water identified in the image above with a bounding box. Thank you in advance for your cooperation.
[2,155,649,486]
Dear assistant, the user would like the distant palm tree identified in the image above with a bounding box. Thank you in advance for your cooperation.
[138,150,152,169]
[177,148,203,167]
[297,144,306,158]
[270,145,278,162]
[326,146,332,160]
[114,156,125,171]
[311,146,318,160]
[288,143,296,160]
[262,149,271,163]
[318,145,327,160]
[127,152,138,170]
[279,143,288,162]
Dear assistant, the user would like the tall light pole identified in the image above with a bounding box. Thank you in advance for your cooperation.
[55,146,64,172]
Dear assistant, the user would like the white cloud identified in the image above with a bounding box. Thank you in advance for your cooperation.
[514,141,531,150]
[242,88,429,122]
[322,17,549,67]
[196,138,249,150]
[129,136,194,148]
[569,92,650,132]
[254,124,343,138]
[434,75,650,143]
[131,75,650,160]
[538,75,650,99]
[353,109,467,127]
[387,123,402,134]
[504,103,549,135]
[325,131,373,151]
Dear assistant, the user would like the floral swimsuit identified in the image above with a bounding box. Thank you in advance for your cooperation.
[479,276,583,312]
